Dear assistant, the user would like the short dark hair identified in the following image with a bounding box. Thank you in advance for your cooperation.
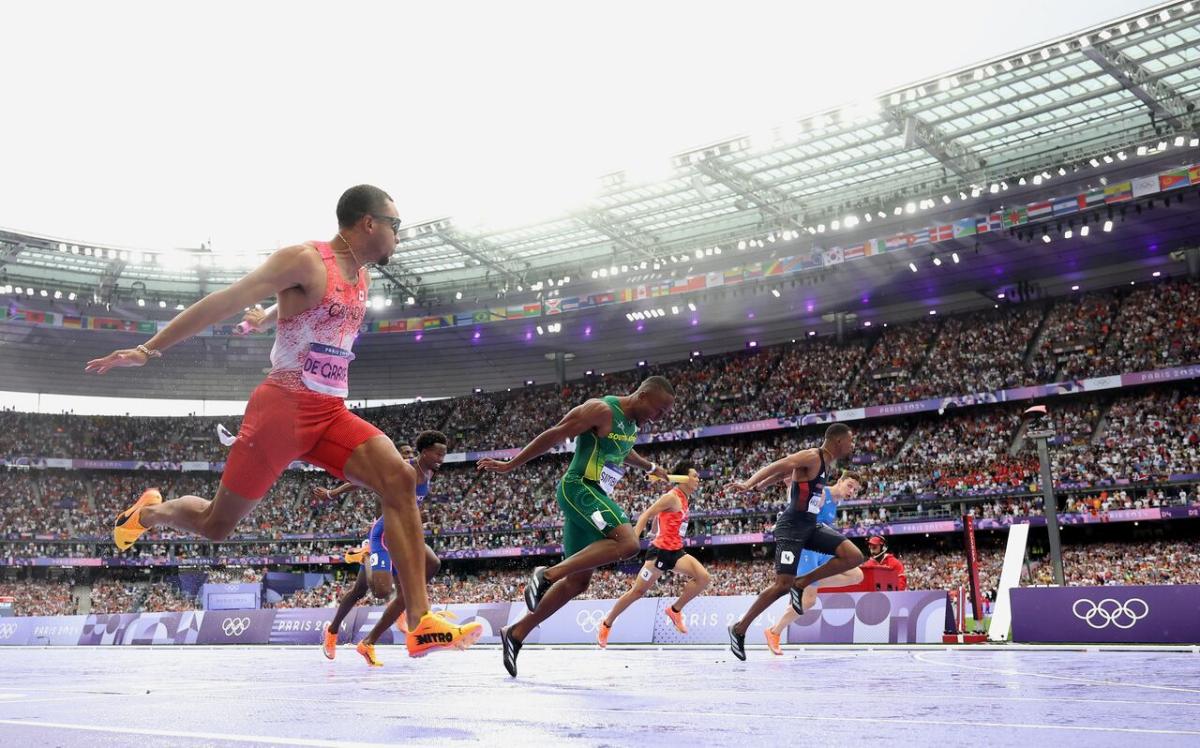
[639,375,675,397]
[415,430,448,452]
[840,469,863,484]
[825,423,852,441]
[671,460,695,477]
[337,184,394,229]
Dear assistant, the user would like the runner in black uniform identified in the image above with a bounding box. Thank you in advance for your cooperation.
[724,423,864,660]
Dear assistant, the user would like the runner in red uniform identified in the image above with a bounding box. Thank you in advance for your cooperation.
[596,461,710,647]
[85,184,480,657]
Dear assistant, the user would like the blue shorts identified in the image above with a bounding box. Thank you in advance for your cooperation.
[368,517,392,574]
[796,549,831,576]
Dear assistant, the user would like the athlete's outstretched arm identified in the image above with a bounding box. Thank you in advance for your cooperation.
[623,449,670,481]
[476,399,611,474]
[727,450,818,492]
[632,491,682,538]
[86,245,314,373]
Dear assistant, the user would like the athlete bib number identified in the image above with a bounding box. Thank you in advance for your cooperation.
[807,486,833,515]
[598,463,626,495]
[301,343,355,397]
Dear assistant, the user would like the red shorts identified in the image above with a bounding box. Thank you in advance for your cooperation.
[222,379,385,500]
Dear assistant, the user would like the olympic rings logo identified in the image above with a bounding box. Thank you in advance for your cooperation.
[221,617,252,637]
[0,623,17,640]
[1071,598,1149,630]
[575,609,606,633]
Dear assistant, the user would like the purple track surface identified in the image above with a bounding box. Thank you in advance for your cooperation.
[0,644,1198,746]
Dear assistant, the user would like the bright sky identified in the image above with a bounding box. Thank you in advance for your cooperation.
[0,0,1159,253]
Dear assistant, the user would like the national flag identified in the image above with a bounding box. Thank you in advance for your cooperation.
[561,297,580,312]
[635,285,648,301]
[590,292,615,305]
[822,247,844,265]
[931,224,954,242]
[765,259,785,275]
[487,307,507,321]
[522,303,541,317]
[909,228,930,246]
[869,238,888,255]
[1131,175,1160,198]
[1052,196,1080,217]
[723,269,744,285]
[473,311,492,324]
[1081,189,1106,209]
[62,315,82,329]
[506,305,525,320]
[406,317,423,331]
[953,218,977,239]
[976,212,1002,234]
[705,271,724,288]
[1026,200,1053,220]
[455,313,475,327]
[381,319,408,332]
[422,316,443,329]
[685,275,706,291]
[543,298,562,315]
[1159,168,1190,191]
[884,234,909,252]
[651,282,672,297]
[1104,181,1132,203]
[842,243,867,261]
[1189,165,1200,185]
[743,262,763,281]
[1001,206,1028,228]
[18,310,47,324]
[619,288,635,303]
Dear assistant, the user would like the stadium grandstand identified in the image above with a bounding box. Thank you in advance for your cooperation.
[1,1,1199,744]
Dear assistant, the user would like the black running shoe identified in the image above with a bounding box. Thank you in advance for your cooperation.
[790,586,805,616]
[728,624,746,661]
[524,566,549,612]
[501,626,523,677]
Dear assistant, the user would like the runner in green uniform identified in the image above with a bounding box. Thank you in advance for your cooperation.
[477,376,675,677]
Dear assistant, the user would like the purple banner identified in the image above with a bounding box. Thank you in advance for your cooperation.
[785,591,949,644]
[20,615,88,645]
[648,595,790,645]
[1011,585,1200,643]
[268,607,339,645]
[196,610,275,644]
[506,597,659,645]
[202,582,261,610]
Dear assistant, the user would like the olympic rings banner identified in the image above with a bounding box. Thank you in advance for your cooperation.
[1010,585,1200,643]
[0,591,949,646]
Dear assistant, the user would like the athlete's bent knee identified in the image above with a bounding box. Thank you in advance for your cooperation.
[616,537,640,560]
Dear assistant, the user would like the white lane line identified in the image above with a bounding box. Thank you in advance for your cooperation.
[912,652,1200,694]
[0,719,423,747]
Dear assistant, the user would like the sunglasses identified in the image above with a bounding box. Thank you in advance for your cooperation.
[370,214,403,234]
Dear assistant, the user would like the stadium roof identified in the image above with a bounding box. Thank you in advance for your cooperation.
[1,0,1198,311]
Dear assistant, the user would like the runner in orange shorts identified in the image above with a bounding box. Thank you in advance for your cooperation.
[85,184,480,657]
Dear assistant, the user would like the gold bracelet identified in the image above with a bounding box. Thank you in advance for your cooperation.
[136,344,162,359]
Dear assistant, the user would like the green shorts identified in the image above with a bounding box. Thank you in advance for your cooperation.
[556,476,631,557]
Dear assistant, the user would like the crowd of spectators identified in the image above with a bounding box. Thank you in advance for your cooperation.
[0,580,77,616]
[2,280,1196,465]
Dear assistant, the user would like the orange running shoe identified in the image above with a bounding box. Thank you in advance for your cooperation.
[665,606,688,634]
[765,628,783,656]
[356,641,383,667]
[406,611,483,658]
[322,627,338,660]
[597,620,611,649]
[113,488,163,551]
